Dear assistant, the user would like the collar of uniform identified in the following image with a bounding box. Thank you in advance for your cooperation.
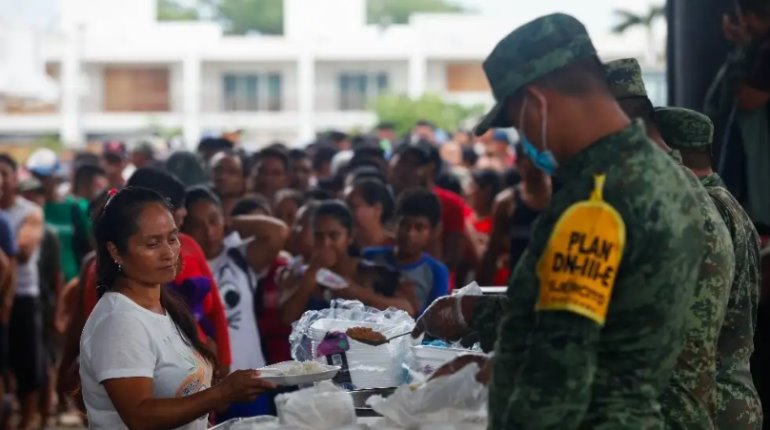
[556,120,647,181]
[700,172,725,188]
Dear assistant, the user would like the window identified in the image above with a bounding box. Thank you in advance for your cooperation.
[222,73,282,111]
[104,67,170,112]
[338,72,389,111]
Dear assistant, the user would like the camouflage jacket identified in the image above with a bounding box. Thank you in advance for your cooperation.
[703,173,763,429]
[473,123,705,430]
[658,153,735,430]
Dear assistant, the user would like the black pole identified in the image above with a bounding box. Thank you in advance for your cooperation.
[667,0,732,109]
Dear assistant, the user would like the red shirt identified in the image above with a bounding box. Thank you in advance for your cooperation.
[432,186,467,235]
[82,234,232,367]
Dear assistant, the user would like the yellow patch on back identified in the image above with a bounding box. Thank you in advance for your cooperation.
[536,174,626,325]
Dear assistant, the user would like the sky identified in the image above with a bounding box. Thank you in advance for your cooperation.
[0,0,663,33]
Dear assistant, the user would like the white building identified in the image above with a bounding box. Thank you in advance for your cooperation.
[0,0,666,148]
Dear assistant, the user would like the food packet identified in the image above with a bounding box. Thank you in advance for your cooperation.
[275,381,356,430]
[367,363,488,429]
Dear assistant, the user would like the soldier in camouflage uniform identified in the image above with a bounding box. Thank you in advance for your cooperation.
[414,14,706,429]
[605,58,736,430]
[656,106,763,429]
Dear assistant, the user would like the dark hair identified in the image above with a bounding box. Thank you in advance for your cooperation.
[312,145,337,171]
[462,147,479,167]
[93,186,217,365]
[212,149,249,177]
[275,188,305,207]
[88,190,111,222]
[435,172,463,196]
[127,168,186,210]
[396,187,442,227]
[73,151,101,169]
[73,164,106,193]
[376,121,395,130]
[197,137,233,154]
[165,151,209,187]
[185,186,222,213]
[326,131,349,145]
[616,96,657,131]
[313,200,353,233]
[0,154,18,172]
[347,165,387,185]
[351,178,394,223]
[288,148,309,162]
[303,187,333,201]
[472,169,503,201]
[503,167,522,188]
[414,119,436,130]
[231,196,272,217]
[254,147,289,172]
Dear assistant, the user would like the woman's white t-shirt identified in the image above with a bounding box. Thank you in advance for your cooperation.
[79,292,213,430]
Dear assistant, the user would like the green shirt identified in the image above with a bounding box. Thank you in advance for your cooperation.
[473,123,706,429]
[702,173,763,429]
[43,196,89,282]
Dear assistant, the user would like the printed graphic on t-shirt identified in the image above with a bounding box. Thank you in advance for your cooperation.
[175,353,210,398]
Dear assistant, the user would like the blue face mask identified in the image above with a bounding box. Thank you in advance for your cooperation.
[518,95,558,176]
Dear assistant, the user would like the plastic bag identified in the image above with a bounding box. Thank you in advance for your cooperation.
[452,281,483,297]
[275,381,356,430]
[367,363,488,429]
[290,299,417,389]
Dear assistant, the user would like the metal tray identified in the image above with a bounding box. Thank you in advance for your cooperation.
[350,387,396,417]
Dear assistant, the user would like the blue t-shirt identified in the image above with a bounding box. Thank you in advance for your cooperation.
[362,247,449,313]
[0,212,17,257]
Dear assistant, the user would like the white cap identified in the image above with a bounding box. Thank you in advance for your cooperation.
[26,148,60,176]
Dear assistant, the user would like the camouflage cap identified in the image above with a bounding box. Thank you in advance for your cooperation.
[605,58,648,99]
[654,107,714,151]
[474,13,597,136]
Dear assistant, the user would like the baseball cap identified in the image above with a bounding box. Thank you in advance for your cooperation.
[604,58,648,99]
[103,140,127,161]
[26,148,60,177]
[474,13,598,136]
[654,107,714,152]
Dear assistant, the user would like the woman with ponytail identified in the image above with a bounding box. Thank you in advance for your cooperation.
[79,187,274,429]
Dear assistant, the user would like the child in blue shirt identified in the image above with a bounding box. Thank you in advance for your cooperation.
[363,188,449,314]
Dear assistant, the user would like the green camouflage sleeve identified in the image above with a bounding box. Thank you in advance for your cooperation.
[704,177,763,429]
[500,312,600,428]
[470,295,509,352]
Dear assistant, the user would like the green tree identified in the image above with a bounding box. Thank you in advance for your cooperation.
[611,4,665,64]
[204,0,283,35]
[371,93,484,136]
[368,0,465,24]
[158,0,466,35]
[157,0,200,21]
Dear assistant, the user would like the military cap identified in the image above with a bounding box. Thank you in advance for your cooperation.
[474,13,597,136]
[605,58,648,99]
[654,107,714,151]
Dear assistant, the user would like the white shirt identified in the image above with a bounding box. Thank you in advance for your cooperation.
[79,292,212,430]
[208,245,266,371]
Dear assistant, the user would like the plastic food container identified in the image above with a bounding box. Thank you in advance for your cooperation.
[411,345,470,375]
[309,319,405,389]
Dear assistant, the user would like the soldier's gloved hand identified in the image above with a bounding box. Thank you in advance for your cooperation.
[412,295,475,341]
[428,354,493,384]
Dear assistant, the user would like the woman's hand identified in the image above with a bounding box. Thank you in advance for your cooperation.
[309,248,337,271]
[216,370,277,404]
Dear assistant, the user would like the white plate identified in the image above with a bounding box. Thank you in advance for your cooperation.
[257,361,341,386]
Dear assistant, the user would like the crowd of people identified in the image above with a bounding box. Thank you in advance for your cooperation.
[0,1,767,429]
[0,91,550,428]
